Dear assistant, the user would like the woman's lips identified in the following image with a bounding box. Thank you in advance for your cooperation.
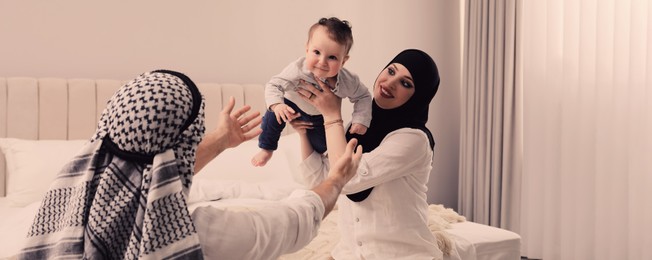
[380,86,394,98]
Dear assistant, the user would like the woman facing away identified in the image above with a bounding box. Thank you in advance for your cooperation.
[291,49,441,259]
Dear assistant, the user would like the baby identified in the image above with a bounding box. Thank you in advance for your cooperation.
[251,17,372,167]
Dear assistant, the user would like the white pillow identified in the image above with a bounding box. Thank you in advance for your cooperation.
[0,138,88,207]
[194,132,302,184]
[0,133,303,207]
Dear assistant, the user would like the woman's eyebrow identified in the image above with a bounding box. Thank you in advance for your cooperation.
[405,75,414,82]
[392,64,414,81]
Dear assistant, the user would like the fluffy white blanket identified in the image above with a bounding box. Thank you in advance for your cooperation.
[279,204,466,259]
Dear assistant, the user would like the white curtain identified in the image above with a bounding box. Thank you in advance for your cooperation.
[459,0,522,232]
[521,0,652,259]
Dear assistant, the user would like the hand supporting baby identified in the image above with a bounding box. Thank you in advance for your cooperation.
[348,123,367,135]
[297,78,368,136]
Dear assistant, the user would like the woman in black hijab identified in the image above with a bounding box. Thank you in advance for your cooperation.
[293,49,441,259]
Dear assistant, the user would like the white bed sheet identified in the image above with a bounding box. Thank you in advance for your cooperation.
[0,199,40,259]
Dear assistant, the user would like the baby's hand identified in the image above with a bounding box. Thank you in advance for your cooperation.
[349,123,368,135]
[271,103,298,124]
[289,120,313,135]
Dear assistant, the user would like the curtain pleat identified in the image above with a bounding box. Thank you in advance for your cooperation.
[521,0,652,259]
[463,0,650,258]
[460,0,522,233]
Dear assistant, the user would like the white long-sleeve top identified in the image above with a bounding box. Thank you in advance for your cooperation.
[191,190,325,260]
[295,128,442,260]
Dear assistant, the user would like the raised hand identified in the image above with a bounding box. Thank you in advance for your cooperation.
[328,138,363,185]
[297,78,342,121]
[195,97,263,173]
[215,96,263,149]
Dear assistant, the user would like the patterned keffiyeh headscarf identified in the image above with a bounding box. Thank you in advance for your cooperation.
[18,70,206,260]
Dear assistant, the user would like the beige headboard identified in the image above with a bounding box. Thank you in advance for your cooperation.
[0,76,273,197]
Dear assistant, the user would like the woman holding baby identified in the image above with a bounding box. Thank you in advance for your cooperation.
[292,49,442,260]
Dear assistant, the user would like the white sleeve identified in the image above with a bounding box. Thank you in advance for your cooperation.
[346,76,372,127]
[292,151,330,188]
[341,129,433,194]
[192,190,325,259]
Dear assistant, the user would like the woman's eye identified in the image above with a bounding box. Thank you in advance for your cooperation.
[388,67,395,75]
[401,80,413,88]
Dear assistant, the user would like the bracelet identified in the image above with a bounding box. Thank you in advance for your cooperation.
[325,122,344,130]
[323,118,343,126]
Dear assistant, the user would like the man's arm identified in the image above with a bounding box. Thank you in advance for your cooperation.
[310,138,362,218]
[192,138,362,259]
[194,96,262,173]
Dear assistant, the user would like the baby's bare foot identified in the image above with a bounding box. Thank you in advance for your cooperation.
[251,149,274,167]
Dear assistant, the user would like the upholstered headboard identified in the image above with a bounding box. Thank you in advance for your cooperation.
[0,76,276,197]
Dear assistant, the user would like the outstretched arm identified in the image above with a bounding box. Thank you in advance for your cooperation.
[310,138,362,218]
[296,78,348,167]
[192,138,361,259]
[195,96,262,173]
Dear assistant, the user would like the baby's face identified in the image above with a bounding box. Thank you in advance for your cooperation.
[305,26,349,79]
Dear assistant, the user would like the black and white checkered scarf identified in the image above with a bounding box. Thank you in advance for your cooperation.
[18,70,206,260]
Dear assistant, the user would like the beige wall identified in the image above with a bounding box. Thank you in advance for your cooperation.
[0,0,461,209]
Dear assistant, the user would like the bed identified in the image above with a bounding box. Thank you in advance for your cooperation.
[0,76,521,260]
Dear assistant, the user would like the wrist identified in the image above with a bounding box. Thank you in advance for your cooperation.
[324,175,345,193]
[324,118,344,130]
[324,118,343,126]
[204,131,228,155]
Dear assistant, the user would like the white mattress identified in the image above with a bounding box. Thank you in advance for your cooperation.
[444,222,521,260]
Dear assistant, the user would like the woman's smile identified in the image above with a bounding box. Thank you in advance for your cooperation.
[379,86,394,98]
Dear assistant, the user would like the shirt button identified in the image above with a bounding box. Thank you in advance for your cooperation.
[358,241,362,246]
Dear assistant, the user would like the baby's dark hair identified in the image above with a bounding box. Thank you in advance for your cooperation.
[308,17,354,54]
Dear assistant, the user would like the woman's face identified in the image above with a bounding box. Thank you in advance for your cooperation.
[373,63,416,109]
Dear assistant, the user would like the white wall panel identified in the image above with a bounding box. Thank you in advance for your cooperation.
[0,78,7,138]
[38,78,68,140]
[68,79,96,140]
[7,78,38,139]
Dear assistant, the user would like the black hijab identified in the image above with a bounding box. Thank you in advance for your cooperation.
[345,49,440,202]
